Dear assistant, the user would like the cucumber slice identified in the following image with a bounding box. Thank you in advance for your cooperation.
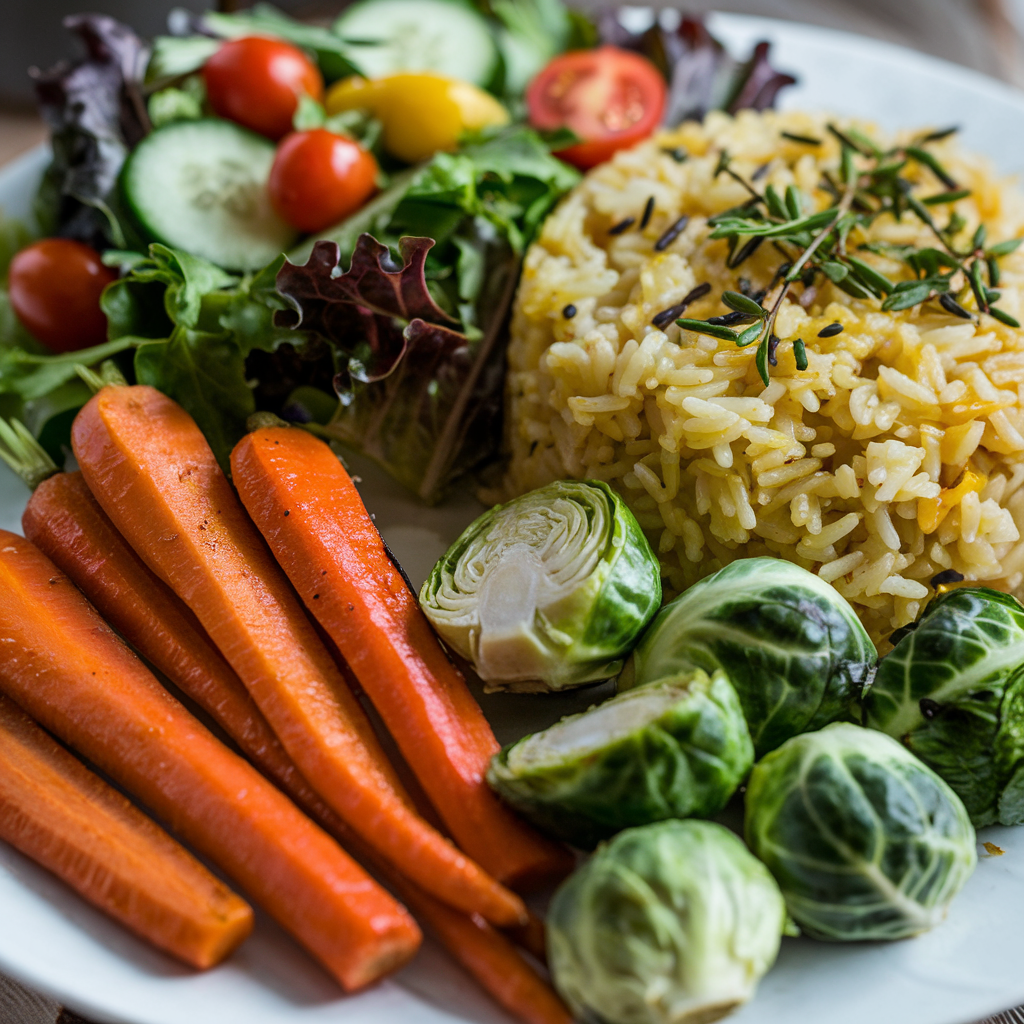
[122,119,297,272]
[333,0,498,87]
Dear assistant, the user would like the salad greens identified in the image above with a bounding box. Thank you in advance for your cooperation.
[487,669,754,848]
[619,558,877,756]
[419,479,660,689]
[277,125,578,501]
[548,820,787,1024]
[745,723,977,941]
[865,587,1024,828]
[6,2,796,500]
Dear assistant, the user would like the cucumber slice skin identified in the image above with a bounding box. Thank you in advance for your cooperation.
[122,119,297,272]
[333,0,499,88]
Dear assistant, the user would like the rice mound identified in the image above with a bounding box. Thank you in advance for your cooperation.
[498,109,1024,646]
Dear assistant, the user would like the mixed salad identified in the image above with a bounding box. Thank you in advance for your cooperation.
[0,0,792,501]
[0,5,1016,1024]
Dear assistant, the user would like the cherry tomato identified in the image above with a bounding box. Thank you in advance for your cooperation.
[203,37,324,140]
[526,47,667,170]
[268,129,379,233]
[8,239,117,353]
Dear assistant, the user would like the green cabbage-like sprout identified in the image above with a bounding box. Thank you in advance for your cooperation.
[487,668,754,847]
[419,479,661,691]
[745,723,977,941]
[619,557,876,754]
[548,819,787,1024]
[865,587,1024,827]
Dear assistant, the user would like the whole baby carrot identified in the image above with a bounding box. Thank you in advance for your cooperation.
[231,426,573,890]
[0,692,253,969]
[71,385,526,928]
[0,531,421,991]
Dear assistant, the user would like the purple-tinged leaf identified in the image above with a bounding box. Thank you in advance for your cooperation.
[31,15,150,247]
[276,231,519,502]
[276,235,460,383]
[598,10,796,127]
[727,41,798,113]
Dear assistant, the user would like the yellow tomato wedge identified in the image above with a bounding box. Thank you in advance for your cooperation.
[326,73,509,164]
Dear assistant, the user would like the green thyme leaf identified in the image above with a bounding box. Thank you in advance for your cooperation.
[905,146,958,190]
[735,321,765,348]
[988,238,1023,256]
[675,318,739,342]
[990,307,1021,328]
[793,339,808,371]
[785,185,803,220]
[820,261,849,283]
[882,282,935,310]
[755,335,771,386]
[921,189,971,206]
[968,260,989,312]
[845,256,894,295]
[764,185,788,220]
[722,291,766,317]
[989,256,1002,286]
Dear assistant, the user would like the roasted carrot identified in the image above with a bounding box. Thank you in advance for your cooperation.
[0,531,421,991]
[21,470,558,1005]
[71,385,526,928]
[22,471,315,806]
[0,692,253,969]
[269,767,570,1024]
[394,886,573,1024]
[231,426,573,890]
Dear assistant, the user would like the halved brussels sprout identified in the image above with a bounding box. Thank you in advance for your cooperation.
[548,819,787,1024]
[620,557,876,754]
[487,669,754,848]
[865,587,1024,827]
[745,723,977,941]
[419,479,661,692]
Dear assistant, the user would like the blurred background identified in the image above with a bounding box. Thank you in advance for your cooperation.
[2,0,1024,160]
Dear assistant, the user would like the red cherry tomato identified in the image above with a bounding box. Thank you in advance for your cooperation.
[8,239,117,353]
[527,46,667,170]
[268,129,379,233]
[203,37,324,140]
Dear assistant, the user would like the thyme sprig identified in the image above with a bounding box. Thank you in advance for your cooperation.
[676,125,1023,385]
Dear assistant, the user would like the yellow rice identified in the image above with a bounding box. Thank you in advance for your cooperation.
[497,108,1024,646]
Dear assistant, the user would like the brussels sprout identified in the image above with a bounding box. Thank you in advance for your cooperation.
[419,479,661,692]
[487,669,754,847]
[745,723,977,941]
[865,587,1024,827]
[620,557,876,754]
[548,819,786,1024]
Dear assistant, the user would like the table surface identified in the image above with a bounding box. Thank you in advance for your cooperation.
[0,79,1022,1024]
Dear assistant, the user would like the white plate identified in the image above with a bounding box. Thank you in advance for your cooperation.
[2,13,1024,1024]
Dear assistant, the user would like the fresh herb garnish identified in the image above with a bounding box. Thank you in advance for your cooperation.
[673,126,1022,385]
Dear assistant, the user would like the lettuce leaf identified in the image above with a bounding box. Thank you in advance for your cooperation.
[275,125,577,502]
